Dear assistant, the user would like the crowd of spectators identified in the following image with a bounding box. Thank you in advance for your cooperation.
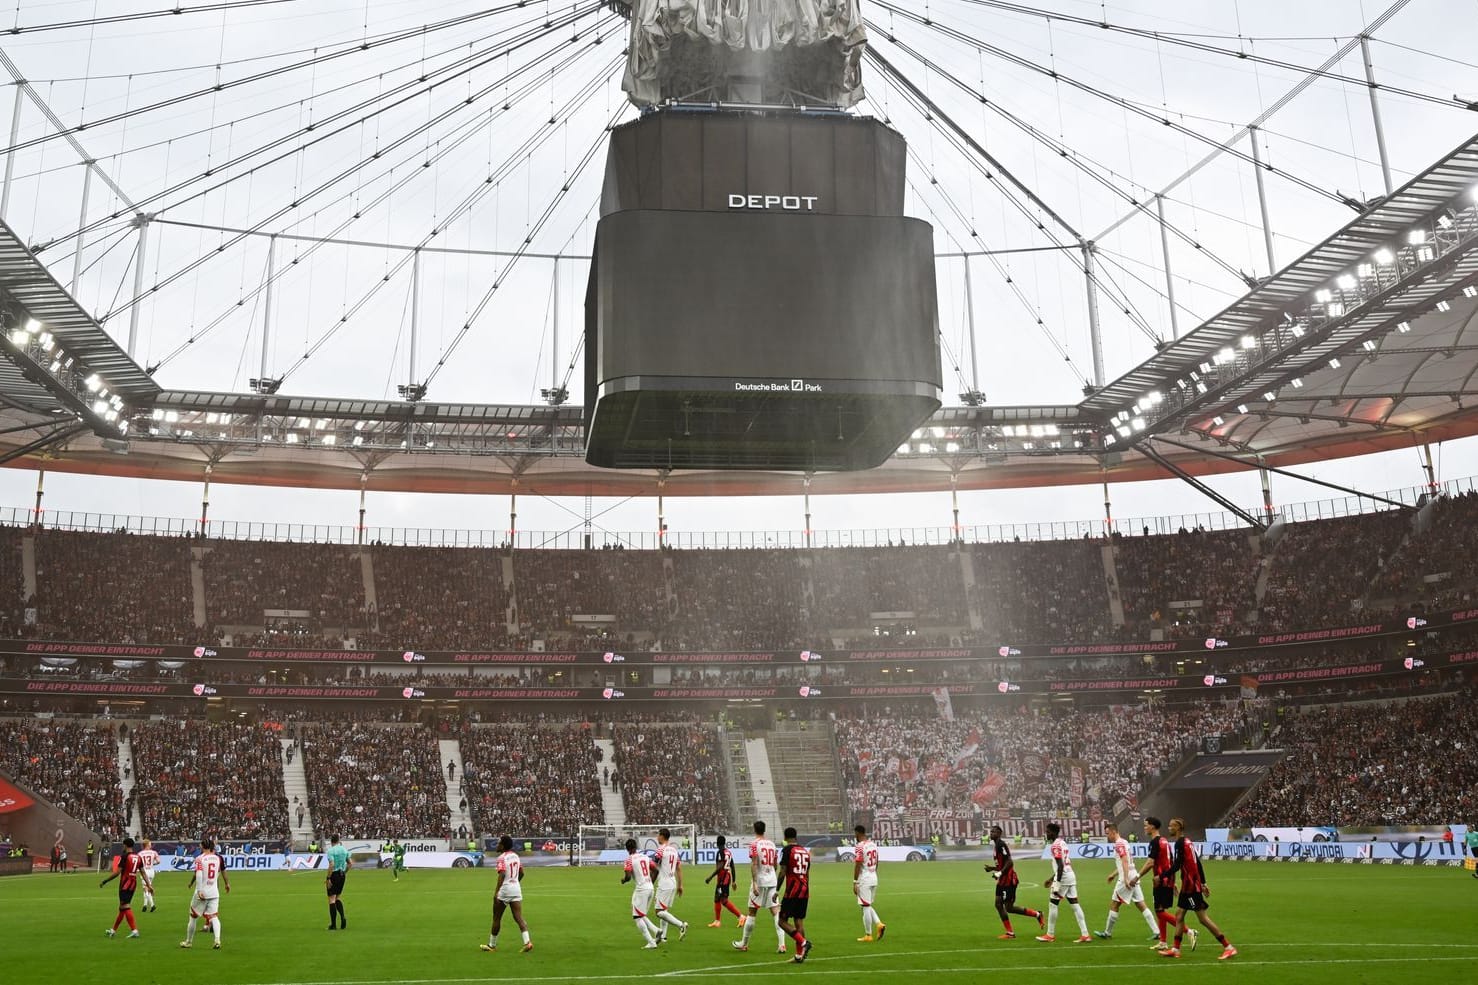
[1227,687,1478,825]
[373,545,511,650]
[1115,528,1260,638]
[811,546,967,628]
[836,702,1244,820]
[0,720,126,836]
[203,539,365,628]
[458,722,603,836]
[30,530,197,643]
[1368,491,1478,608]
[0,525,26,639]
[612,722,729,830]
[514,549,667,636]
[661,550,808,649]
[1260,512,1410,629]
[973,540,1113,643]
[129,721,289,841]
[300,724,450,839]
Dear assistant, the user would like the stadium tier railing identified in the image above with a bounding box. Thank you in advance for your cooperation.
[0,474,1455,549]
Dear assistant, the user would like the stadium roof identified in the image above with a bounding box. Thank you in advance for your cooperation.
[5,128,1478,499]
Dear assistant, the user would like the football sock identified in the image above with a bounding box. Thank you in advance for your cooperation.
[659,910,684,928]
[1046,904,1059,936]
[1105,911,1119,935]
[1156,913,1170,941]
[1070,903,1088,937]
[335,901,346,926]
[862,908,873,934]
[211,917,221,944]
[124,911,137,931]
[521,930,531,946]
[112,913,125,932]
[1216,934,1229,947]
[184,918,197,944]
[488,934,497,947]
[740,915,755,945]
[714,903,722,920]
[1142,909,1160,935]
[724,900,743,917]
[872,908,883,928]
[329,904,337,928]
[636,917,655,944]
[1003,919,1013,933]
[791,930,806,945]
[775,913,787,950]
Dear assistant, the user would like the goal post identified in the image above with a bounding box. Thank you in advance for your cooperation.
[576,824,698,866]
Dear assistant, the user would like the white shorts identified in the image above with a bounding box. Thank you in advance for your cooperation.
[143,869,156,886]
[1112,880,1144,905]
[856,876,878,906]
[749,884,779,910]
[1050,876,1079,901]
[655,882,677,910]
[631,887,654,918]
[191,895,220,918]
[496,885,523,904]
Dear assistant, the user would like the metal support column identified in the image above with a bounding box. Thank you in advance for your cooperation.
[1082,242,1106,388]
[32,467,43,527]
[260,235,277,380]
[1152,435,1414,511]
[963,258,981,398]
[200,465,212,536]
[508,480,518,547]
[950,472,961,541]
[70,164,92,296]
[551,258,560,396]
[409,248,421,391]
[656,471,667,546]
[1,82,21,220]
[357,473,369,545]
[803,474,814,548]
[1139,444,1268,529]
[1259,464,1274,522]
[1359,34,1395,197]
[1420,442,1438,495]
[126,214,150,358]
[1155,195,1181,339]
[1101,473,1112,537]
[1249,126,1277,276]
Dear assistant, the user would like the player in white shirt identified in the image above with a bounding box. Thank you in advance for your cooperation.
[137,840,161,913]
[621,839,663,948]
[481,836,533,953]
[653,828,690,943]
[1094,821,1161,940]
[179,838,230,949]
[732,819,788,954]
[1035,822,1091,943]
[852,825,887,942]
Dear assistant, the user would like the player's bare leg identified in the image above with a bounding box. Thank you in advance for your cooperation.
[508,901,532,951]
[482,898,506,951]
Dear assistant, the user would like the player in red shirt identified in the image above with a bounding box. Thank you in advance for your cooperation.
[1162,818,1236,961]
[777,828,814,964]
[1131,816,1178,950]
[99,838,151,938]
[986,824,1044,939]
[704,834,744,927]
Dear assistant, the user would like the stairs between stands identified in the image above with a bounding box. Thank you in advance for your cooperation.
[281,737,314,848]
[724,731,758,825]
[1101,544,1126,628]
[742,737,782,833]
[501,555,517,635]
[21,532,36,602]
[118,730,141,839]
[762,724,843,831]
[592,738,626,826]
[189,546,208,628]
[360,551,378,619]
[438,738,475,836]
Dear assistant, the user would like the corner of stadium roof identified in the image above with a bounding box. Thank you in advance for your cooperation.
[7,134,1478,499]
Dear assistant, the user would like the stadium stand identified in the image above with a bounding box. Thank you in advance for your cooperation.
[299,723,451,839]
[457,721,604,836]
[972,539,1114,643]
[202,538,365,630]
[0,524,25,639]
[373,545,511,650]
[611,722,730,830]
[31,529,196,643]
[0,720,127,837]
[1115,527,1260,638]
[1260,512,1410,630]
[129,721,290,841]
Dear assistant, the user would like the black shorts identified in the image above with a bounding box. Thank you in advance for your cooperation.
[1153,886,1175,911]
[1178,892,1209,912]
[117,888,136,907]
[994,882,1018,906]
[713,881,731,902]
[327,871,346,896]
[779,896,809,920]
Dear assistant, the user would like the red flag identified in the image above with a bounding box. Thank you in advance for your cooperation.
[971,770,1006,808]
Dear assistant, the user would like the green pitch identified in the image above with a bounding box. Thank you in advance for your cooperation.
[4,860,1474,983]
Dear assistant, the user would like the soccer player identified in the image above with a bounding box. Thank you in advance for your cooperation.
[179,838,230,949]
[731,819,786,954]
[653,828,690,942]
[1161,818,1236,961]
[137,839,161,913]
[1094,821,1160,940]
[852,824,887,942]
[1035,822,1090,943]
[1465,825,1478,878]
[392,840,407,882]
[778,828,814,963]
[481,835,533,952]
[99,837,150,938]
[620,839,662,949]
[986,824,1043,939]
[704,834,744,927]
[325,834,349,930]
[1131,816,1178,950]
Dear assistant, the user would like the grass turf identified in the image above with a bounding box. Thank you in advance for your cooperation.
[3,858,1474,984]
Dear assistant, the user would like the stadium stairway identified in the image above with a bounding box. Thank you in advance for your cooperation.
[117,729,142,839]
[189,546,208,628]
[281,737,314,847]
[761,724,843,831]
[438,738,476,835]
[1101,544,1127,628]
[360,551,378,616]
[742,737,782,833]
[592,738,626,826]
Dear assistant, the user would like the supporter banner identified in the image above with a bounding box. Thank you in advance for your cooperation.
[0,777,35,813]
[1037,839,1468,862]
[0,605,1472,668]
[1170,752,1285,790]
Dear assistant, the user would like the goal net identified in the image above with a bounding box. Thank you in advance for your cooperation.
[576,824,698,866]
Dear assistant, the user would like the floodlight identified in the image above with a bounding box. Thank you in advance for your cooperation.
[1397,321,1411,333]
[1373,248,1394,265]
[1408,229,1427,245]
[1336,275,1356,290]
[1329,358,1341,369]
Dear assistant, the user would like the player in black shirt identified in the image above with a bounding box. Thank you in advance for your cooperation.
[704,834,744,927]
[777,828,814,963]
[987,825,1044,939]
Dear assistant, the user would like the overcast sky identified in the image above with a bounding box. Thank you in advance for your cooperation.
[1,0,1477,541]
